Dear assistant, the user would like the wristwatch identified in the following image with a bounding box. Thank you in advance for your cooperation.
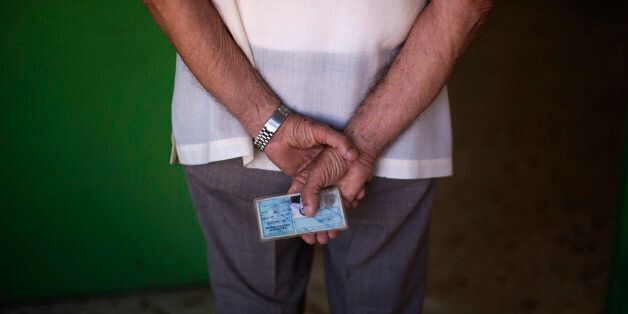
[253,105,292,151]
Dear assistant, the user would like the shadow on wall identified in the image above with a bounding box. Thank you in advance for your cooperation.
[425,0,627,313]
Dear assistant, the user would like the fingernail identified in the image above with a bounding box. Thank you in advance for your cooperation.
[346,149,358,159]
[304,205,315,216]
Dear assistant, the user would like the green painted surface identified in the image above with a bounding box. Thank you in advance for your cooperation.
[607,114,628,314]
[0,1,207,301]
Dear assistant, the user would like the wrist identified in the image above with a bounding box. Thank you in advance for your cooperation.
[238,101,280,137]
[343,124,384,164]
[252,104,293,151]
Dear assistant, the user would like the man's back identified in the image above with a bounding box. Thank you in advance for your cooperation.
[144,0,492,311]
[171,0,452,180]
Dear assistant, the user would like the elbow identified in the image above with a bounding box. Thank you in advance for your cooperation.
[467,0,493,26]
[438,0,493,26]
[141,0,165,7]
[477,0,493,24]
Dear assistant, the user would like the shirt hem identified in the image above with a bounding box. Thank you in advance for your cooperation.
[171,138,452,179]
[173,137,254,165]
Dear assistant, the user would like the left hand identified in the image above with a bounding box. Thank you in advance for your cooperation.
[263,114,358,177]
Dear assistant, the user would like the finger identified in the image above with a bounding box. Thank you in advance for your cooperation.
[328,230,339,239]
[337,167,370,203]
[302,234,316,245]
[316,232,329,245]
[311,124,357,161]
[302,149,350,216]
[301,182,322,216]
[357,188,366,200]
[338,180,363,204]
[351,200,358,208]
[288,183,302,195]
[342,198,352,210]
[300,166,329,217]
[288,172,307,194]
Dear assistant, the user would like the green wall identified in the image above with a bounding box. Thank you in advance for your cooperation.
[0,1,207,302]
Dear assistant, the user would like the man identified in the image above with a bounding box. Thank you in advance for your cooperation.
[143,0,491,312]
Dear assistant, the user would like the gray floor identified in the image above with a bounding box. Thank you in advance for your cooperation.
[4,289,215,314]
[5,1,626,313]
[2,250,444,314]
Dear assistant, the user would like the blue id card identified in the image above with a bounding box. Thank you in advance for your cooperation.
[254,187,348,241]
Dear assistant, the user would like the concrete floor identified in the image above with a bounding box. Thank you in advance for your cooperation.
[4,0,626,313]
[2,250,443,314]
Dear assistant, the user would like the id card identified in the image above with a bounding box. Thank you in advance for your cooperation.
[254,187,348,241]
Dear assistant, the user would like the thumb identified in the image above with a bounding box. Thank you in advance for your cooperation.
[288,171,307,194]
[300,171,327,217]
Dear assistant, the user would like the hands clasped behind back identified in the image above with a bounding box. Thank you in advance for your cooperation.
[263,114,375,245]
[263,114,356,177]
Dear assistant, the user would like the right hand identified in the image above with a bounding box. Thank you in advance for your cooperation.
[263,114,357,245]
[287,146,375,245]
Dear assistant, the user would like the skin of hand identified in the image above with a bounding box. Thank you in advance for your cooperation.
[288,146,375,245]
[289,0,493,245]
[265,116,358,247]
[263,114,358,177]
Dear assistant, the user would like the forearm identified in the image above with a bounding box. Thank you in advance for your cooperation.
[143,0,278,136]
[345,0,492,160]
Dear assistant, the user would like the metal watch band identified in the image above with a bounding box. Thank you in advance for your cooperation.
[253,105,292,151]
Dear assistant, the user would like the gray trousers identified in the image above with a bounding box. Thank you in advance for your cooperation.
[183,158,436,314]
